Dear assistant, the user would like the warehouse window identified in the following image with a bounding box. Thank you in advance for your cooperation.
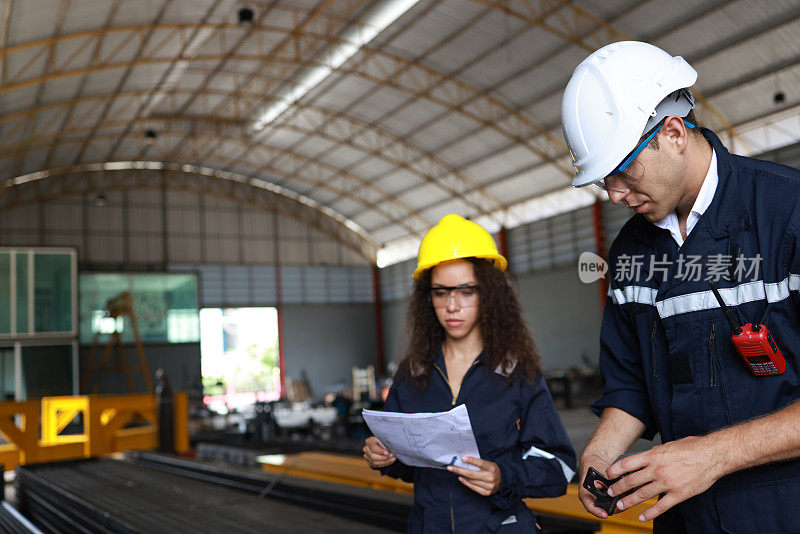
[79,273,199,344]
[34,253,73,333]
[0,248,77,339]
[199,307,280,413]
[0,254,9,334]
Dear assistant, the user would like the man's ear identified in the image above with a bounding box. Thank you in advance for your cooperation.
[661,116,691,154]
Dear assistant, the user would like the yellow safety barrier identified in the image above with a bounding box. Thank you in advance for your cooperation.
[0,393,189,470]
[259,452,654,533]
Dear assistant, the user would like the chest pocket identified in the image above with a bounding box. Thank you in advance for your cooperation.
[472,383,521,457]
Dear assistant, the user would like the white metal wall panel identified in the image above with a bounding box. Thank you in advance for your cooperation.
[197,265,224,306]
[167,207,202,234]
[251,266,277,305]
[44,202,81,231]
[1,181,369,268]
[88,204,123,233]
[0,206,38,231]
[242,210,273,237]
[280,266,304,304]
[168,237,202,264]
[204,237,239,264]
[90,235,124,263]
[242,239,274,264]
[46,232,82,249]
[603,202,633,246]
[380,259,415,303]
[223,266,251,305]
[204,209,238,236]
[279,241,308,264]
[128,206,163,234]
[170,263,374,308]
[129,236,162,265]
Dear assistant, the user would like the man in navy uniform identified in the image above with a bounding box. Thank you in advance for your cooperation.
[561,41,800,533]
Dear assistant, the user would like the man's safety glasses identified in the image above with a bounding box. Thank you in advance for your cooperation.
[430,285,479,308]
[596,119,695,194]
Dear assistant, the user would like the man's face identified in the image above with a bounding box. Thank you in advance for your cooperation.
[604,136,684,222]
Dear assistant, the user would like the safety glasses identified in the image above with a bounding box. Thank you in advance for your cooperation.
[429,284,480,308]
[596,119,695,194]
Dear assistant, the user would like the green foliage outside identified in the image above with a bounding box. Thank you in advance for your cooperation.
[203,342,279,394]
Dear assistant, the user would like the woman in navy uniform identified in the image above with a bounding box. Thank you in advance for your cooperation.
[363,214,575,533]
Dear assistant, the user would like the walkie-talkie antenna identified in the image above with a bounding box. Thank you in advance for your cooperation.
[708,282,742,335]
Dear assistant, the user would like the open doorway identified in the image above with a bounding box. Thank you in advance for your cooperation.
[199,307,280,413]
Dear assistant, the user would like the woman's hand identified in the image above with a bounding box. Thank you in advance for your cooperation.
[363,436,396,468]
[447,457,501,496]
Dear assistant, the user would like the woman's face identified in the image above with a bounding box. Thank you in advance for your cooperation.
[430,259,481,342]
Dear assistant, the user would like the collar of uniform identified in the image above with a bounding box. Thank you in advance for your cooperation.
[697,128,751,238]
[631,128,749,246]
[653,149,718,245]
[430,346,485,374]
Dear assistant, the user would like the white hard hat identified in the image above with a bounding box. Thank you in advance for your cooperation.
[561,41,698,187]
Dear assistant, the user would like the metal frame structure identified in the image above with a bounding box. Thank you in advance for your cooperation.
[1,0,799,266]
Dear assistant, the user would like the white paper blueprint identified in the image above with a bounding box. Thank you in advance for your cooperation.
[362,404,481,471]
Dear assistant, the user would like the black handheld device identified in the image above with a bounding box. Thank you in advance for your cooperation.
[582,455,642,516]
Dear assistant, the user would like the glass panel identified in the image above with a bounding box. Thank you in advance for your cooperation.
[0,253,9,334]
[0,348,14,400]
[166,274,199,343]
[21,345,72,399]
[132,275,168,342]
[79,273,199,344]
[16,253,28,334]
[79,273,130,343]
[34,253,72,333]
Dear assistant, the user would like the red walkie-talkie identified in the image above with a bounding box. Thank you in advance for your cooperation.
[708,282,785,376]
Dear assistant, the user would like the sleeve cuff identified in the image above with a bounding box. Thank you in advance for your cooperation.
[487,461,519,510]
[591,390,657,440]
[380,460,415,483]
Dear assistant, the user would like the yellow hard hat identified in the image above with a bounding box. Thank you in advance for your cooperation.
[413,214,507,280]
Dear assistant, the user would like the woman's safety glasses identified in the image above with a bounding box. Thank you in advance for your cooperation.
[430,285,479,308]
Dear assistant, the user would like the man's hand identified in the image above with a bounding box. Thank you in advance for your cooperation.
[578,451,616,519]
[447,456,501,496]
[605,435,724,521]
[363,436,396,468]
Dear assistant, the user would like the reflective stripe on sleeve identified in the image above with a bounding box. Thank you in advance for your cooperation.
[521,445,575,483]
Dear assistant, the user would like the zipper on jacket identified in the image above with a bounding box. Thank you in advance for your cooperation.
[709,324,717,387]
[434,359,479,405]
[709,324,732,423]
[450,490,455,534]
[650,321,659,379]
[432,363,454,404]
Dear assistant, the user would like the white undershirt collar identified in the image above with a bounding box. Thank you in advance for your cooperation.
[653,149,718,247]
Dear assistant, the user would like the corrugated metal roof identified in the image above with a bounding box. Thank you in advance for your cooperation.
[2,0,800,267]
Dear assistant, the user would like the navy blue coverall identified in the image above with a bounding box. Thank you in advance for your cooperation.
[379,349,576,533]
[593,129,800,533]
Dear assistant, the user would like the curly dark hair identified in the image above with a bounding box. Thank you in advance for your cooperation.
[395,257,542,388]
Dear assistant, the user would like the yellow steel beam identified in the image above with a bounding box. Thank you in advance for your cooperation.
[258,451,653,533]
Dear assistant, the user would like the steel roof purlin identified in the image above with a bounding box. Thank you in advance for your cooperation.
[2,0,800,266]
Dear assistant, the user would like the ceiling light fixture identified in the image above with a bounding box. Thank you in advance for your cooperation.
[252,0,420,131]
[238,7,254,25]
